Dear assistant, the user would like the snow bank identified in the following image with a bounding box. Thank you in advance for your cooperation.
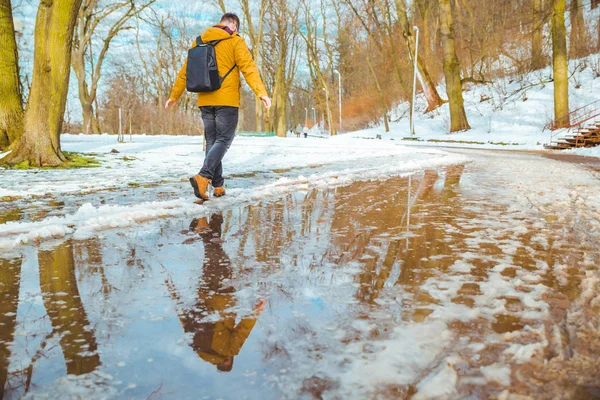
[0,149,466,250]
[347,55,600,157]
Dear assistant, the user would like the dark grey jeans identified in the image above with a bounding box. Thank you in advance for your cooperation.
[199,106,239,188]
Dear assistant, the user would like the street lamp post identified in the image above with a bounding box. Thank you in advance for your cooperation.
[305,107,308,126]
[312,107,316,127]
[333,69,342,132]
[323,87,333,134]
[410,26,419,136]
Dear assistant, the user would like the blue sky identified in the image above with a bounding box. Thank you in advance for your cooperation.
[12,0,225,122]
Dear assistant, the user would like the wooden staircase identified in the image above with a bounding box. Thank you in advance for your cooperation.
[544,120,600,149]
[544,100,600,150]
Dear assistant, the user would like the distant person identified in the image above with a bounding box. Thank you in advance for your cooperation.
[303,126,309,138]
[167,213,266,372]
[295,124,302,138]
[165,13,271,200]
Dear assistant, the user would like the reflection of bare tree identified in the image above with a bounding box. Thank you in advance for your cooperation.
[38,242,101,375]
[167,214,264,372]
[0,258,21,398]
[73,239,118,297]
[254,197,291,264]
[301,189,319,236]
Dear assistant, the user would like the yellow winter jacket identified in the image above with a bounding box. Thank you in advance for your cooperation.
[169,25,268,108]
[196,317,258,365]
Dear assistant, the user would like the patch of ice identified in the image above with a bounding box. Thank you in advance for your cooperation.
[413,357,460,400]
[480,363,511,386]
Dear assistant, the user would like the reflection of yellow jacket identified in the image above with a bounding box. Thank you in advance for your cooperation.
[197,318,257,364]
[169,25,268,108]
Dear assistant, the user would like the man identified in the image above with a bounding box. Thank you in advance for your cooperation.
[166,13,271,200]
[166,214,266,372]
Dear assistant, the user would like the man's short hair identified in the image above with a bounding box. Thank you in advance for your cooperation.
[220,13,240,31]
[216,357,234,372]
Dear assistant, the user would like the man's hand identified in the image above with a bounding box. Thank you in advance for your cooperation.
[260,96,271,111]
[254,299,267,314]
[165,98,177,109]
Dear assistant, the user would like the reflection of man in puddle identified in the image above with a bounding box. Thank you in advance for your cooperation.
[167,213,265,372]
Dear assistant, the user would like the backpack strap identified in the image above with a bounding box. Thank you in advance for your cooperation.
[220,63,237,83]
[195,35,237,82]
[195,36,222,47]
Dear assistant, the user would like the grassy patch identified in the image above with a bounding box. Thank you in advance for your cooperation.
[0,196,23,202]
[5,151,99,170]
[0,208,22,224]
[62,152,100,169]
[424,139,522,146]
[427,139,486,145]
[487,141,521,146]
[128,182,141,188]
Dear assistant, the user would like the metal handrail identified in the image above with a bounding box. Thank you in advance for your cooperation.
[545,99,600,131]
[545,99,600,143]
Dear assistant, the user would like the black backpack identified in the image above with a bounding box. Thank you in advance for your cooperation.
[186,36,236,93]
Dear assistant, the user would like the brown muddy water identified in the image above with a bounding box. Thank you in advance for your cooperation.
[1,162,599,399]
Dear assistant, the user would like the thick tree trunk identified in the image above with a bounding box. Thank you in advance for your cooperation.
[552,0,570,128]
[569,0,587,58]
[3,0,83,166]
[38,242,100,375]
[0,258,21,399]
[0,0,23,150]
[439,0,470,132]
[394,0,444,113]
[530,0,545,70]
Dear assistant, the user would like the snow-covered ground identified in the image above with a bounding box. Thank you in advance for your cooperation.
[0,135,466,251]
[347,55,600,158]
[2,146,599,399]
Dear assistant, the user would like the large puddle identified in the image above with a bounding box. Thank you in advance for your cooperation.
[1,163,598,399]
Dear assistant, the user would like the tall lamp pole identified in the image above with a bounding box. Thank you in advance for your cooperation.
[410,26,419,136]
[312,107,316,127]
[305,107,308,125]
[323,87,333,134]
[333,69,342,132]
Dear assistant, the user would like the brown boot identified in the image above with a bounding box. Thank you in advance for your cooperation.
[189,217,210,233]
[189,174,211,200]
[213,186,226,197]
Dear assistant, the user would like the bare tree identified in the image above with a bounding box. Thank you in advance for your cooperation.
[552,0,569,128]
[439,0,470,132]
[366,51,390,132]
[71,0,156,134]
[265,0,300,137]
[2,0,84,167]
[239,0,267,132]
[530,0,546,70]
[0,0,23,149]
[394,0,445,112]
[569,0,587,58]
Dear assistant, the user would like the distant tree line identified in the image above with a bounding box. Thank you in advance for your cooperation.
[1,0,599,166]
